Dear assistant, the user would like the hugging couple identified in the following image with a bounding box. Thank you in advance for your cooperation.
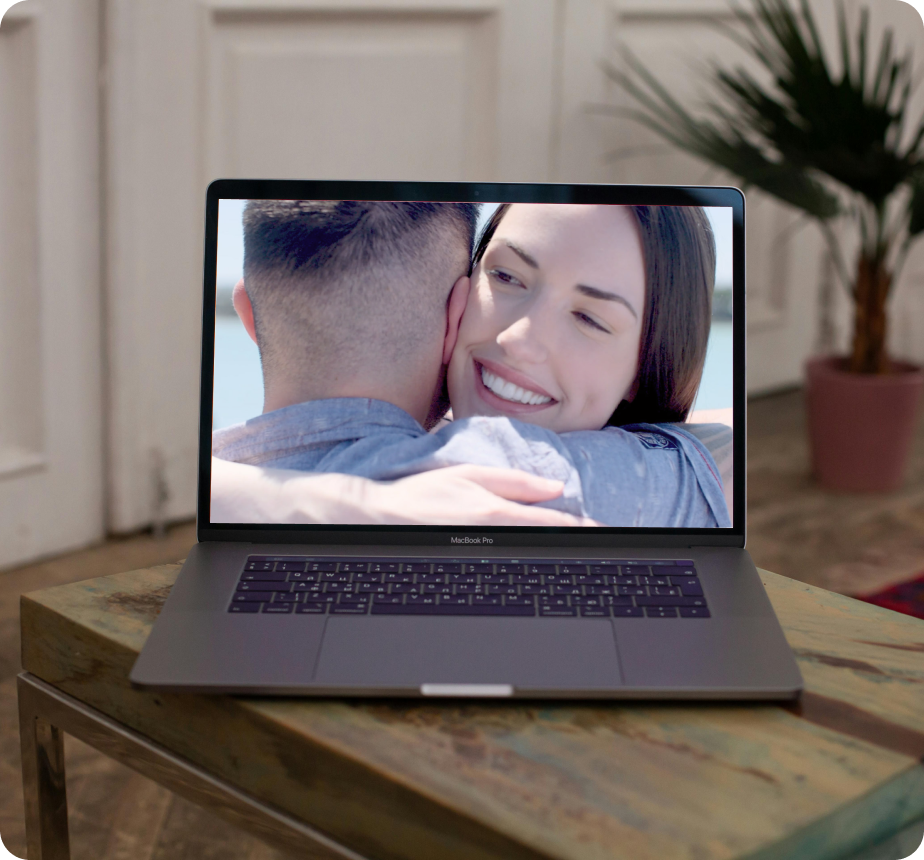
[210,199,731,528]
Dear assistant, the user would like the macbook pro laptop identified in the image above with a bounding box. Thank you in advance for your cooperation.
[130,179,804,699]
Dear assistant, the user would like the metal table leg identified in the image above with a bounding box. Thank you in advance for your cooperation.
[16,673,367,860]
[19,676,71,860]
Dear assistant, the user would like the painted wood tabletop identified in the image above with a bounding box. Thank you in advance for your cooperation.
[19,565,924,860]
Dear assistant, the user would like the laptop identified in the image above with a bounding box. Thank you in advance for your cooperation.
[130,179,803,700]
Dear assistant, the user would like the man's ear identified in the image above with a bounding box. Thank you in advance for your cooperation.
[232,279,258,346]
[442,275,470,365]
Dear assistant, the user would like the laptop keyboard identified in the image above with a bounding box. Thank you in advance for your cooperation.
[228,557,710,619]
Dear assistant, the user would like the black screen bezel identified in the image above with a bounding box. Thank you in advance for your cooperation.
[198,179,746,549]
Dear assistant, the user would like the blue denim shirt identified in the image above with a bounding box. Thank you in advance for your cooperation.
[212,399,731,527]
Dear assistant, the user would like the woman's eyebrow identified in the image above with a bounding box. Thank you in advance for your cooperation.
[501,240,540,269]
[576,284,638,320]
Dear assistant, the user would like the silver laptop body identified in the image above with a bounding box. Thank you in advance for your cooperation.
[131,179,803,700]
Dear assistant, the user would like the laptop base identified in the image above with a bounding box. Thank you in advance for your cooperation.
[130,542,803,699]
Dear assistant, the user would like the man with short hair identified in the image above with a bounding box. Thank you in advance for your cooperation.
[212,199,728,528]
[235,199,476,427]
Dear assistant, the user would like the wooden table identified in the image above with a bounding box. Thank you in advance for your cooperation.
[18,564,924,860]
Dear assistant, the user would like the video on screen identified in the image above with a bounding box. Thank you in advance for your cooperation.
[210,199,734,528]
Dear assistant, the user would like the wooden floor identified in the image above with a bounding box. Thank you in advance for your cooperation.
[747,389,924,595]
[1,388,923,858]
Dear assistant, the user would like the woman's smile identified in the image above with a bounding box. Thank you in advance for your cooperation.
[473,357,558,413]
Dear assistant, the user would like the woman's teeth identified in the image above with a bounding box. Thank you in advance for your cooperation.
[481,366,552,406]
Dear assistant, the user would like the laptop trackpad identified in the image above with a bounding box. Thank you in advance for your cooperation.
[313,617,622,691]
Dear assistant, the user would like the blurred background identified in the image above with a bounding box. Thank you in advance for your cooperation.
[1,0,923,595]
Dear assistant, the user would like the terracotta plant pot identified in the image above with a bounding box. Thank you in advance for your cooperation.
[805,356,924,492]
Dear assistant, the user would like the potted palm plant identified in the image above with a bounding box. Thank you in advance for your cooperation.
[607,0,924,491]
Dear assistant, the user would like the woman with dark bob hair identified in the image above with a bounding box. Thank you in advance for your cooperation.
[445,202,715,434]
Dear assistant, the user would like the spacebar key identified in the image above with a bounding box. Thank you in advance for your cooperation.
[370,603,535,616]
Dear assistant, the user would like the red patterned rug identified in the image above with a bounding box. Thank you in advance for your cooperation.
[856,573,924,620]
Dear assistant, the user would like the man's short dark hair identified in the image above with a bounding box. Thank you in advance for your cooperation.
[244,200,477,282]
[242,200,478,378]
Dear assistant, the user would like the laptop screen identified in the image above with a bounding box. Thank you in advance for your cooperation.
[203,181,743,542]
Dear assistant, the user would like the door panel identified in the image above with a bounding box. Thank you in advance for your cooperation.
[0,0,103,567]
[0,7,41,473]
[205,9,498,180]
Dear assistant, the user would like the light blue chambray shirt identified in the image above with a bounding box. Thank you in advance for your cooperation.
[212,398,731,528]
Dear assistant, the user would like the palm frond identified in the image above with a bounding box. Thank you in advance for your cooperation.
[857,7,869,95]
[605,53,841,219]
[908,173,924,236]
[837,2,853,88]
[871,27,894,103]
[905,115,924,158]
[798,0,826,70]
[608,0,924,214]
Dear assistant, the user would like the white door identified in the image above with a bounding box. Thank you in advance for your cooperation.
[103,0,606,531]
[0,0,104,568]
